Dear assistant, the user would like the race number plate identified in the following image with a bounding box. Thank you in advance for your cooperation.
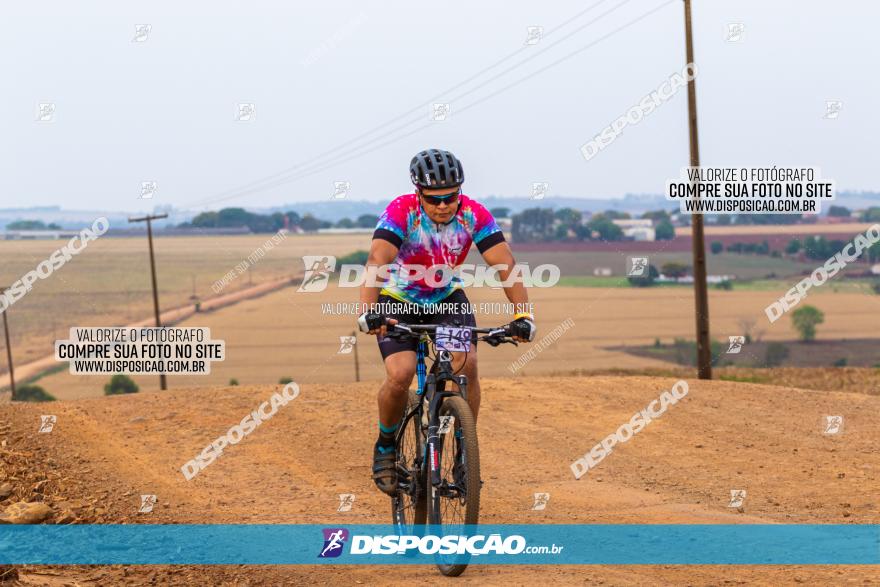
[435,326,472,352]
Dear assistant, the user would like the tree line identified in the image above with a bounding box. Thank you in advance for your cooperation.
[504,207,675,243]
[179,208,378,233]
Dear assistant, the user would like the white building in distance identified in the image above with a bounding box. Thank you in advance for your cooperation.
[612,218,655,241]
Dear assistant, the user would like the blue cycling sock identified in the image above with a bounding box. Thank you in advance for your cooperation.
[379,421,400,434]
[376,420,399,451]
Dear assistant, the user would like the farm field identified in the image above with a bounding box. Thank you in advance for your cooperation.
[0,233,364,369]
[558,275,878,293]
[676,222,876,236]
[29,280,880,400]
[515,250,824,281]
[621,338,880,369]
[2,228,854,371]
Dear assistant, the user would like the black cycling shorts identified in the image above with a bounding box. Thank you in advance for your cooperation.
[376,289,477,360]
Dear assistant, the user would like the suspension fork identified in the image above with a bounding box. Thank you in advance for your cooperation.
[426,353,469,486]
[416,341,427,396]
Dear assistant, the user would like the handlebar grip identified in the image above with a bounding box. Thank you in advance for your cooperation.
[357,312,386,333]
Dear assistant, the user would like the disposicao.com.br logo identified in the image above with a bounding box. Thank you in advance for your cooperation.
[318,528,349,558]
[317,528,563,558]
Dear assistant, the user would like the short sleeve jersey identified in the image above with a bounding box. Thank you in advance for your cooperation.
[372,193,505,305]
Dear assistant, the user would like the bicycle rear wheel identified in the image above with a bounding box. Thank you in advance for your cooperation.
[429,395,480,576]
[391,390,427,531]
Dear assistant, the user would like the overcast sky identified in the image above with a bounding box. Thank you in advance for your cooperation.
[1,0,877,212]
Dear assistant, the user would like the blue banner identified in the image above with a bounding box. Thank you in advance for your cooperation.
[1,524,878,565]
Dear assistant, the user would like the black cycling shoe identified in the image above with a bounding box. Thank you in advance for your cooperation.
[372,445,398,496]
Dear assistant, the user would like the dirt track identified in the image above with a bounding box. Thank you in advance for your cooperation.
[2,375,878,585]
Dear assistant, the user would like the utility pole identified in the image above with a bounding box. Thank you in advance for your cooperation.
[190,274,200,313]
[351,331,360,382]
[0,288,15,400]
[683,0,712,379]
[129,213,169,390]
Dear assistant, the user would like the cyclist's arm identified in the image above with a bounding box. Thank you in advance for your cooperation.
[480,241,530,315]
[358,239,400,336]
[360,238,398,307]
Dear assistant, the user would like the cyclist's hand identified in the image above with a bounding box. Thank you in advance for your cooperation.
[508,313,536,342]
[379,318,399,337]
[357,312,397,337]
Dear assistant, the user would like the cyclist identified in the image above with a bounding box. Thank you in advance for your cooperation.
[357,148,536,496]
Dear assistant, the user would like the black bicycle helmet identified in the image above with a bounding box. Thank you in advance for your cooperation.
[409,149,464,189]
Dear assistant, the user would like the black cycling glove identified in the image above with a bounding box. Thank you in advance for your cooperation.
[508,313,536,342]
[357,312,386,333]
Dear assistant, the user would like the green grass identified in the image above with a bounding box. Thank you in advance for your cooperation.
[20,363,67,386]
[719,373,771,384]
[706,253,817,277]
[557,276,627,288]
[556,275,879,294]
[557,276,690,288]
[728,279,877,293]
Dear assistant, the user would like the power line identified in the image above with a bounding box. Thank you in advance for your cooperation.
[187,0,644,208]
[191,0,675,206]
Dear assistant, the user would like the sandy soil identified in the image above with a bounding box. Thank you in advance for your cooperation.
[2,374,877,585]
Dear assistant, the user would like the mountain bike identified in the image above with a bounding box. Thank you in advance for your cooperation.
[386,321,517,576]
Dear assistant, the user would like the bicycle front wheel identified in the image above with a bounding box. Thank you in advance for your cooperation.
[391,390,427,531]
[429,395,480,577]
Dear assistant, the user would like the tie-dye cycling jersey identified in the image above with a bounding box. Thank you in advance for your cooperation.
[373,193,506,305]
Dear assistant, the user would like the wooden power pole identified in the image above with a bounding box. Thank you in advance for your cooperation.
[351,331,360,382]
[683,0,712,379]
[0,288,15,400]
[129,213,169,390]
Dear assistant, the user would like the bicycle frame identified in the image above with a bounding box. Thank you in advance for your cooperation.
[390,322,513,573]
[408,336,468,491]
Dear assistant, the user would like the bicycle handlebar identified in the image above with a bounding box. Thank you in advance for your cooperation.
[385,321,518,347]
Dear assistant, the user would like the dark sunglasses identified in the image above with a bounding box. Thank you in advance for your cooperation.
[419,189,460,206]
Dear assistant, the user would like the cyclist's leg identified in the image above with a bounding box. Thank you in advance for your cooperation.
[372,295,419,495]
[378,350,417,431]
[375,293,420,432]
[371,349,416,495]
[450,348,480,421]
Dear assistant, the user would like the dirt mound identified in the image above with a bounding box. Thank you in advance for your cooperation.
[2,375,878,585]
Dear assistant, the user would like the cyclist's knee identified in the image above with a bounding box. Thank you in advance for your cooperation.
[385,364,415,393]
[454,352,478,374]
[383,351,416,393]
